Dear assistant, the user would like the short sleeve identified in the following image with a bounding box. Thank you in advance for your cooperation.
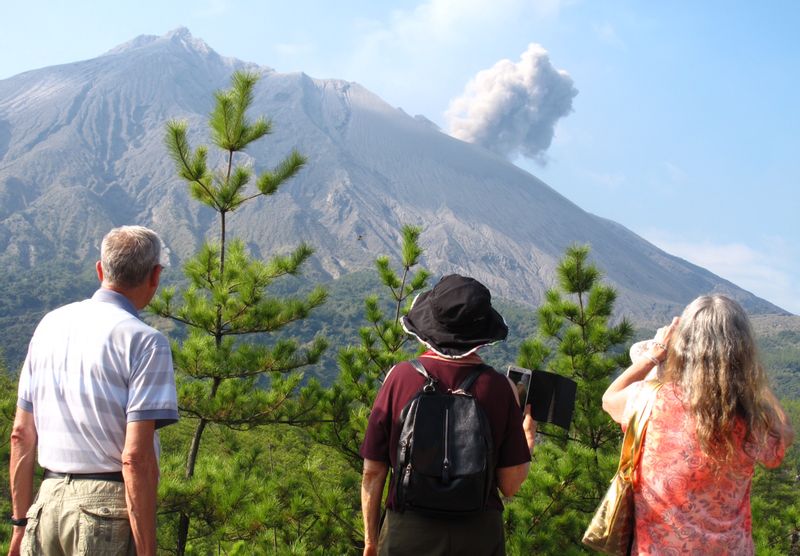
[754,431,788,469]
[495,375,532,468]
[126,333,178,429]
[360,368,397,463]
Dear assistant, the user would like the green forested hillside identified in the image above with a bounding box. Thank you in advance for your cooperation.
[2,264,799,398]
[759,330,800,399]
[0,262,97,368]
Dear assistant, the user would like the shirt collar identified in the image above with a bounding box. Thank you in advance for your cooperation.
[419,350,484,365]
[91,288,139,318]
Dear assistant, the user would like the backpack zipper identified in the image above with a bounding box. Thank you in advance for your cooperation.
[442,407,451,484]
[401,462,412,504]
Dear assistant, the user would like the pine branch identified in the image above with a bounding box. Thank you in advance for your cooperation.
[255,149,307,195]
[303,469,359,540]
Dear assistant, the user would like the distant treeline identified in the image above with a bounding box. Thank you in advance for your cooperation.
[2,262,799,399]
[177,270,800,397]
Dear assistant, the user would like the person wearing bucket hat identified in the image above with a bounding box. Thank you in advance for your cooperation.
[401,274,509,358]
[360,275,536,556]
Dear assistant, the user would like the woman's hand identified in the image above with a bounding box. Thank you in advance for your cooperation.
[648,317,680,363]
[603,317,680,423]
[523,404,537,454]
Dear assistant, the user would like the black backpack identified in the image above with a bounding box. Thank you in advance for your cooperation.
[392,359,495,518]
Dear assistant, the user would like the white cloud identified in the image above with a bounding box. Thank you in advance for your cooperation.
[445,43,578,162]
[644,231,799,314]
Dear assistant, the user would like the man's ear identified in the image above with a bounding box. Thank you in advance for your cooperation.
[96,261,104,283]
[150,264,163,288]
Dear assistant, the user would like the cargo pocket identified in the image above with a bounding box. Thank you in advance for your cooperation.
[77,504,132,555]
[20,502,44,556]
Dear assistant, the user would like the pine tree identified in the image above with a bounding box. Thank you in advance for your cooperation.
[751,398,800,555]
[505,244,633,554]
[306,224,429,550]
[150,70,328,555]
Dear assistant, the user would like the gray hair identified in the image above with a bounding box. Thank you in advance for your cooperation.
[100,226,162,288]
[664,294,771,462]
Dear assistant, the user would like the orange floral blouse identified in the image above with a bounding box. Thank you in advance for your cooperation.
[622,382,786,556]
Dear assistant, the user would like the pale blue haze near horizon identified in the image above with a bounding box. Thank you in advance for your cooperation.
[1,0,797,314]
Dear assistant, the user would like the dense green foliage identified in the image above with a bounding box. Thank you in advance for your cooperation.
[155,418,358,554]
[751,398,800,554]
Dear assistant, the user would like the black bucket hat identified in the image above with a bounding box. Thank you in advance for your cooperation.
[401,274,508,358]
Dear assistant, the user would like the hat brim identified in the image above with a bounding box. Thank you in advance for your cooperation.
[401,290,508,359]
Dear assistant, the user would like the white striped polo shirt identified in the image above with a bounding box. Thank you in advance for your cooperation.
[17,288,179,473]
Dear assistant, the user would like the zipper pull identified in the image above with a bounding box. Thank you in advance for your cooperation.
[403,463,412,489]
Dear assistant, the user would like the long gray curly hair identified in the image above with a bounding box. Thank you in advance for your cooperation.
[663,295,779,462]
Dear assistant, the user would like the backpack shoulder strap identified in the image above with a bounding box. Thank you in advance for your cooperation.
[455,364,488,393]
[409,359,431,379]
[409,359,437,392]
[410,359,487,393]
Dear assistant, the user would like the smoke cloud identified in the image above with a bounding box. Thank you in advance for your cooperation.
[446,44,577,162]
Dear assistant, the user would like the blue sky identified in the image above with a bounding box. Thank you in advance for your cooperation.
[1,0,798,314]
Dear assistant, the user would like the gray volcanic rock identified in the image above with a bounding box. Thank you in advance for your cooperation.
[0,28,787,325]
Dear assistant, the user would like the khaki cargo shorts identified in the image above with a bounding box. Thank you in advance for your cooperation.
[20,476,134,555]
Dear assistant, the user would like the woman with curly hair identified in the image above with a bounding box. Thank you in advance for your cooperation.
[602,295,794,555]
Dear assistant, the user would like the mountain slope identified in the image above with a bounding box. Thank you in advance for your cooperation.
[0,28,787,326]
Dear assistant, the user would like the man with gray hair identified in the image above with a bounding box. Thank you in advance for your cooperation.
[9,225,179,556]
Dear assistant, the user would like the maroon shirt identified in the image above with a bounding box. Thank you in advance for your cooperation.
[360,353,531,511]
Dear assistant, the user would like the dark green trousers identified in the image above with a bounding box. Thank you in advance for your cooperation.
[378,509,505,556]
